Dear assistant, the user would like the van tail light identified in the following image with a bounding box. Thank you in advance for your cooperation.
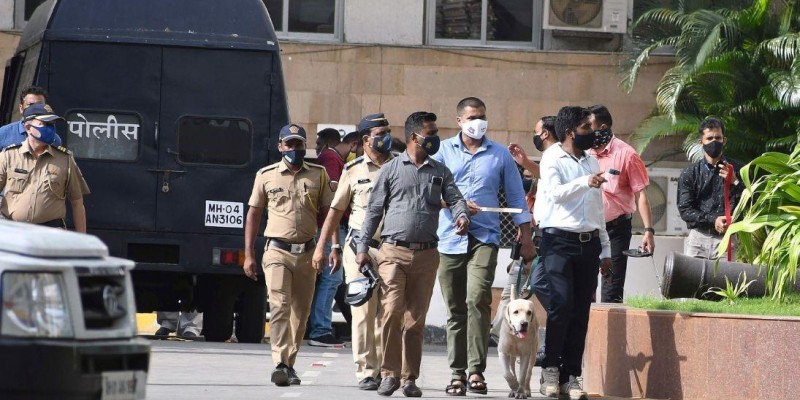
[212,248,245,267]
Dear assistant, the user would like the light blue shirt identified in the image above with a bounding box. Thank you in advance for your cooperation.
[0,120,63,149]
[433,133,530,254]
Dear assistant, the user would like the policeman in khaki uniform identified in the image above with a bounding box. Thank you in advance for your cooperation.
[0,104,89,231]
[243,123,334,387]
[313,113,394,391]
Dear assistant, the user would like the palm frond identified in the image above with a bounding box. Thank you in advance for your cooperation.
[630,113,701,154]
[759,33,800,65]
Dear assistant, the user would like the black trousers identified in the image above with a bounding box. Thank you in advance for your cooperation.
[541,232,601,382]
[601,218,632,303]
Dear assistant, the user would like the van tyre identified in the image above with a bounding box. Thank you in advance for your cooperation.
[199,275,238,342]
[234,282,266,343]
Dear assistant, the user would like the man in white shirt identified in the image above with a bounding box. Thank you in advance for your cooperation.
[534,106,612,400]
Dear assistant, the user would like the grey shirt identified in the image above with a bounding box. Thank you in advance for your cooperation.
[357,151,468,254]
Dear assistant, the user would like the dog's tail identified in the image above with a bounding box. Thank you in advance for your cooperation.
[511,283,518,301]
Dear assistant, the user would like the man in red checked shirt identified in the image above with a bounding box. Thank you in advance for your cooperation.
[588,105,655,304]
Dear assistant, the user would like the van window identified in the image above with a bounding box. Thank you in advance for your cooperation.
[177,117,252,166]
[11,43,42,122]
[65,111,141,161]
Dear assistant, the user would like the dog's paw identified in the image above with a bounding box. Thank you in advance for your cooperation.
[513,389,528,399]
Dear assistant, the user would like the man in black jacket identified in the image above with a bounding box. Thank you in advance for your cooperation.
[677,117,745,259]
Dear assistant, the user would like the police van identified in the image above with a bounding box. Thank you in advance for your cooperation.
[0,220,149,399]
[0,0,289,342]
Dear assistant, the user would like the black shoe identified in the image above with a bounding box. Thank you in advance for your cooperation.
[402,381,422,397]
[359,377,379,390]
[377,377,400,396]
[154,327,173,337]
[488,333,499,348]
[271,363,290,387]
[287,367,301,385]
[308,334,344,347]
[534,350,545,367]
[181,331,198,339]
[534,342,546,367]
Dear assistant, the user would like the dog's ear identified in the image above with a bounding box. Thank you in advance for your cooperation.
[510,284,518,301]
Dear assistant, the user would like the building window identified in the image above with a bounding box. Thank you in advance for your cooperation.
[14,0,47,30]
[429,0,542,48]
[264,0,342,41]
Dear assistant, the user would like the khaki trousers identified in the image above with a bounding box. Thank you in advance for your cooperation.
[343,242,382,381]
[377,243,439,384]
[263,246,317,367]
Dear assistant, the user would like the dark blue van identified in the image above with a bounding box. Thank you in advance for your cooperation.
[1,0,289,343]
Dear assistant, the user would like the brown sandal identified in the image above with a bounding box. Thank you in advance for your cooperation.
[468,372,488,394]
[445,379,466,396]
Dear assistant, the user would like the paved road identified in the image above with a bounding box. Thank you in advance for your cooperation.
[146,339,636,399]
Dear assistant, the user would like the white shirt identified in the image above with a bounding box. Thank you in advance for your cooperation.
[534,143,611,258]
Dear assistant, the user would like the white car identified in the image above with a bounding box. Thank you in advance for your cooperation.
[0,221,150,399]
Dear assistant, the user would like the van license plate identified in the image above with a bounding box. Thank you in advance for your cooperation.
[102,371,146,400]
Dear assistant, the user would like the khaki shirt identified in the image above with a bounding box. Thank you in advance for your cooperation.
[331,153,393,240]
[0,141,90,224]
[248,160,333,243]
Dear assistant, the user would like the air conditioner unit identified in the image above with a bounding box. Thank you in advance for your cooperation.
[543,0,628,34]
[631,167,688,236]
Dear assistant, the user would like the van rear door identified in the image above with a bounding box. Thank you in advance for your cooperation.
[155,48,273,234]
[48,42,161,231]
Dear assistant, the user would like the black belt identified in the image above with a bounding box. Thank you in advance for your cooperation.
[348,229,380,251]
[543,228,599,243]
[267,238,316,254]
[383,239,437,250]
[38,218,66,229]
[605,214,632,229]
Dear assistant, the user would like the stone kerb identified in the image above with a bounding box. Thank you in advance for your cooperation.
[585,304,800,400]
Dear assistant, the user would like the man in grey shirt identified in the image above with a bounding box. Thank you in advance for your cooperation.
[356,111,469,397]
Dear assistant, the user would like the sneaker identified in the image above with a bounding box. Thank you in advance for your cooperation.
[287,367,301,385]
[154,327,173,337]
[539,367,560,398]
[181,331,198,339]
[308,333,344,347]
[559,376,587,400]
[377,377,400,396]
[358,377,378,390]
[271,363,290,387]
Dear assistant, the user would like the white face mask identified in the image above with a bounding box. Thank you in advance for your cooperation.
[461,118,488,140]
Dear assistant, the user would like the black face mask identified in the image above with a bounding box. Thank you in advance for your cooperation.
[591,128,613,149]
[533,134,545,152]
[573,132,595,151]
[703,141,724,158]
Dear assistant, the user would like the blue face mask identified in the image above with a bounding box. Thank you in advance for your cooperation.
[31,124,57,145]
[282,149,306,166]
[371,135,392,154]
[415,133,440,156]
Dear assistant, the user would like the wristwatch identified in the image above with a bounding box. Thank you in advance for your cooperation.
[644,227,656,235]
[331,243,343,253]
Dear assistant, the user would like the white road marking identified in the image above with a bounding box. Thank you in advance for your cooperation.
[322,352,339,358]
[302,371,321,377]
[280,393,301,397]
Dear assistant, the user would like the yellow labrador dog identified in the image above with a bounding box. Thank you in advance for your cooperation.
[497,287,539,399]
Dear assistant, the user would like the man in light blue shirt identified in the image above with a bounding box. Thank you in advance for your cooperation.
[434,97,535,396]
[0,86,62,148]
